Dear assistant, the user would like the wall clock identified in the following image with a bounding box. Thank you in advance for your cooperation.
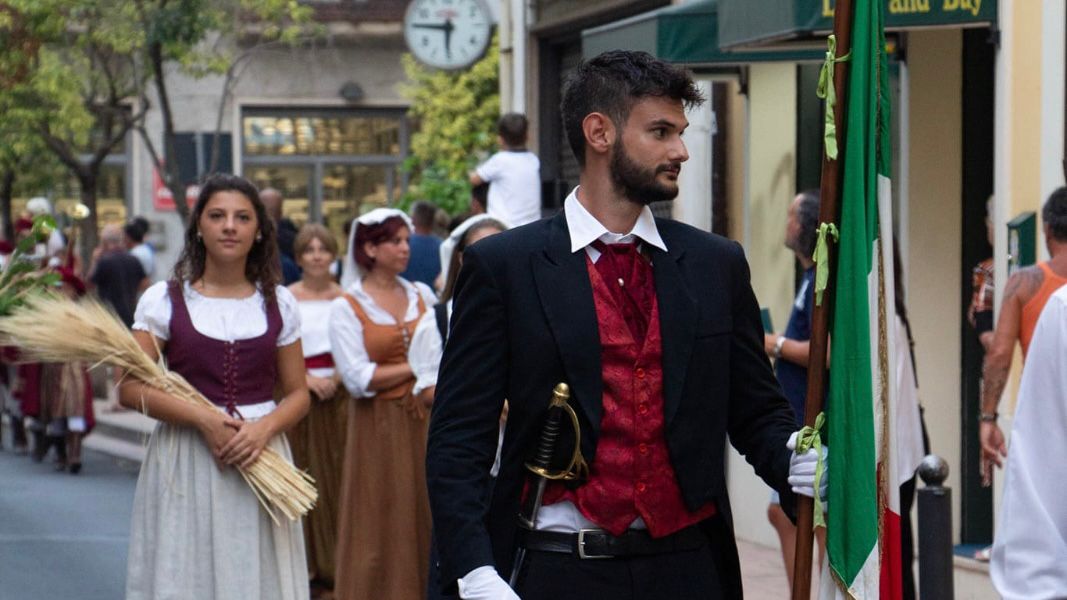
[404,0,493,71]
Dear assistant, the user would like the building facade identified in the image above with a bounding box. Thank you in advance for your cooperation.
[8,0,416,275]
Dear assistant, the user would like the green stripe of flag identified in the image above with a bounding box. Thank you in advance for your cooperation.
[826,0,890,593]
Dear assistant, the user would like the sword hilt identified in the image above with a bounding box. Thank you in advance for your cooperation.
[511,383,576,588]
[528,383,569,471]
[524,383,588,482]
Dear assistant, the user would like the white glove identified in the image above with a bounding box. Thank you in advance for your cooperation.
[458,565,521,600]
[787,431,828,502]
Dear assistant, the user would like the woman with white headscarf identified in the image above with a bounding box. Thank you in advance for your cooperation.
[410,215,507,600]
[411,216,508,408]
[328,208,437,600]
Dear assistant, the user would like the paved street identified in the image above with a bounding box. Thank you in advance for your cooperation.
[0,447,139,600]
[0,438,798,599]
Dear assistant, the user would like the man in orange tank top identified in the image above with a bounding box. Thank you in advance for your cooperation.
[980,187,1067,486]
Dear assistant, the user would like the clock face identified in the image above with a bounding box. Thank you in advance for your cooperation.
[404,0,493,71]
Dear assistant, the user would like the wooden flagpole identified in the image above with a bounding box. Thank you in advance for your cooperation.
[792,0,855,598]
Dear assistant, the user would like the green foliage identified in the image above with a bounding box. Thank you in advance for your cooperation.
[0,0,315,234]
[399,37,500,216]
[0,3,83,218]
[0,215,60,316]
[151,0,317,78]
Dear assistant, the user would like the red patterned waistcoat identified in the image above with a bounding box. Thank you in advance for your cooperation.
[542,245,716,537]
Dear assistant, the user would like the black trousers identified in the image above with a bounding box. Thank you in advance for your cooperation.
[513,545,725,600]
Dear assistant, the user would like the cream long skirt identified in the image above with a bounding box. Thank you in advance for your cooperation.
[125,418,309,600]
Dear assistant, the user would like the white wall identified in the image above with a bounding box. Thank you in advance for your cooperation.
[728,62,798,549]
[675,79,715,231]
[906,29,963,538]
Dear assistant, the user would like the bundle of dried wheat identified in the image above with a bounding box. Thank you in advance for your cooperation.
[0,294,317,523]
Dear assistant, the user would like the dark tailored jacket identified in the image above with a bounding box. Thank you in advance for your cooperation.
[426,212,800,597]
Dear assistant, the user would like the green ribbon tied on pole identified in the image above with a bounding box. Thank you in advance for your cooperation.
[816,35,851,160]
[813,222,839,306]
[796,411,827,530]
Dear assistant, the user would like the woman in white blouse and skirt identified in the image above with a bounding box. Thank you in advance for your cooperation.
[409,216,506,600]
[286,223,345,593]
[120,174,310,600]
[329,209,437,600]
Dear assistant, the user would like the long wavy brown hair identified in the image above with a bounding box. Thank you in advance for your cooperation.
[172,174,281,303]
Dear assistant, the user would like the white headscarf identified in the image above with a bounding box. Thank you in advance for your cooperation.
[340,207,414,291]
[26,197,53,217]
[438,214,510,287]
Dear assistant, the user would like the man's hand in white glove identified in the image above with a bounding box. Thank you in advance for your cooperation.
[458,565,520,600]
[786,431,828,501]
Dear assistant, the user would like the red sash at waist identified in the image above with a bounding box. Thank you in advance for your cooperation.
[305,353,335,370]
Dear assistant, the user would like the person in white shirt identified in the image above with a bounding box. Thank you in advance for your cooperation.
[990,285,1067,599]
[411,215,507,600]
[411,216,508,410]
[125,218,156,280]
[470,113,542,227]
[287,223,346,594]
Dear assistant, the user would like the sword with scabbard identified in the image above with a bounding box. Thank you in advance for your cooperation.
[508,383,589,588]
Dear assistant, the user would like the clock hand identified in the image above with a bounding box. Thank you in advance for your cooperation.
[443,18,454,60]
[411,22,450,31]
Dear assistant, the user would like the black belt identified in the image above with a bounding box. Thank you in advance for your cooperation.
[521,526,707,559]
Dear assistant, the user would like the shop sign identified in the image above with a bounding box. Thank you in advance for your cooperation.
[817,0,995,29]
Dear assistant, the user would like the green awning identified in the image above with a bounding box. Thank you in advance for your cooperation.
[582,0,821,65]
[718,0,997,49]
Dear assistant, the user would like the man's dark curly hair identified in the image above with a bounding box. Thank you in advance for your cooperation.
[173,173,281,303]
[560,50,705,167]
[1042,186,1067,242]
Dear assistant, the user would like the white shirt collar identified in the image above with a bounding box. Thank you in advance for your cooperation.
[563,186,667,254]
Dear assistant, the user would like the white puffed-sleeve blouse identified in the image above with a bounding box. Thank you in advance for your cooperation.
[132,280,301,346]
[328,277,437,399]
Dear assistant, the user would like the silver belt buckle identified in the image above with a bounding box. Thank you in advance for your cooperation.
[576,528,612,559]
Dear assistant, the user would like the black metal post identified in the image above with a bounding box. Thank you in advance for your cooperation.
[918,454,955,600]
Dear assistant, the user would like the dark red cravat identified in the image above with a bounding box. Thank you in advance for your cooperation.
[589,239,654,345]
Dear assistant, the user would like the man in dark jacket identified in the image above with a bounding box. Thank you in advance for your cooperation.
[427,51,826,599]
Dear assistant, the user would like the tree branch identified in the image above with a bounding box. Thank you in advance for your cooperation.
[37,125,88,179]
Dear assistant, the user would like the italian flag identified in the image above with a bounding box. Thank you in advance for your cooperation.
[818,2,920,599]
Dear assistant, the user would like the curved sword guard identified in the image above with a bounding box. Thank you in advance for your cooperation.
[524,383,589,482]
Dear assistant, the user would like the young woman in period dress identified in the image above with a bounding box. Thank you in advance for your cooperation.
[329,209,437,600]
[286,224,346,593]
[120,174,311,600]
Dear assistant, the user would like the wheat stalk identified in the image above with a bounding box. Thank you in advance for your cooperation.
[0,294,317,524]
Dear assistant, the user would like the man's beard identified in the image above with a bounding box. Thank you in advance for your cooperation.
[609,139,681,206]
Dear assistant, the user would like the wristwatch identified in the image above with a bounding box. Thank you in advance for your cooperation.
[773,335,787,359]
[978,412,998,423]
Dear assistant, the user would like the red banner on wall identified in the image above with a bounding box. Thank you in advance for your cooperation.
[152,165,198,210]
